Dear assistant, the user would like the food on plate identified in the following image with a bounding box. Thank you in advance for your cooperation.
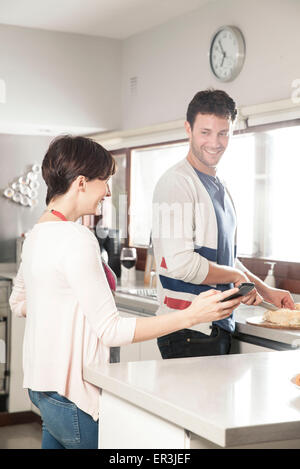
[263,303,300,327]
[295,374,300,387]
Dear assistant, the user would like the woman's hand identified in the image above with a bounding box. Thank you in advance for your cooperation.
[187,288,242,326]
[233,271,263,306]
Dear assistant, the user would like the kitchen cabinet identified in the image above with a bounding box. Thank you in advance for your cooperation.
[0,273,34,414]
[0,279,10,411]
[231,338,275,353]
[84,350,300,449]
[0,277,32,413]
[8,296,31,413]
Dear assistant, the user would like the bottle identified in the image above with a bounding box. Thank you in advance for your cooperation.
[264,262,276,288]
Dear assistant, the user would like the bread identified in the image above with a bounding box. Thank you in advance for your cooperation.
[263,303,300,327]
[295,374,300,387]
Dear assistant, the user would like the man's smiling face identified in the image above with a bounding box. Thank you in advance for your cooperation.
[185,113,232,172]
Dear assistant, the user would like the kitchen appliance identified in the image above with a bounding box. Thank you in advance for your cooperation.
[95,225,121,278]
[120,247,137,287]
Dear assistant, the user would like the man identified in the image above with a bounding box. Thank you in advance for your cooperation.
[152,89,294,359]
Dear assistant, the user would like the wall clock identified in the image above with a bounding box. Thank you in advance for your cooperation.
[209,26,245,82]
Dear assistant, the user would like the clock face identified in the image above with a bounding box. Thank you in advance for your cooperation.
[210,26,245,82]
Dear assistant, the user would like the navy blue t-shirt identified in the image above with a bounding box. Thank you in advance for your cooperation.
[194,169,237,332]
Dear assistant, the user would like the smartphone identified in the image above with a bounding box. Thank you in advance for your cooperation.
[220,282,255,302]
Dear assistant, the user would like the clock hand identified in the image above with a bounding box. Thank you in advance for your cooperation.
[218,40,226,67]
[218,40,225,55]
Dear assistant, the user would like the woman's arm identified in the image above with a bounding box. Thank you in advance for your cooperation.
[132,288,241,343]
[63,233,241,347]
[9,263,27,318]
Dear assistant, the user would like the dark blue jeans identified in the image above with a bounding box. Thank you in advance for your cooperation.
[157,325,232,359]
[28,390,98,449]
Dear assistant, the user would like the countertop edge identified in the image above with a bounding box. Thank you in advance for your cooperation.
[83,364,226,447]
[83,359,300,448]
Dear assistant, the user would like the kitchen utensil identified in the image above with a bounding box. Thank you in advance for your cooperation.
[260,300,278,311]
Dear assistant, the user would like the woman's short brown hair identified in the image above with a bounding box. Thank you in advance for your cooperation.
[42,135,116,205]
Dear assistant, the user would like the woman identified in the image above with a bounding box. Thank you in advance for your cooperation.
[9,135,241,449]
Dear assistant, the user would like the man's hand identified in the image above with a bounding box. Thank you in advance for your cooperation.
[233,272,263,306]
[260,286,295,309]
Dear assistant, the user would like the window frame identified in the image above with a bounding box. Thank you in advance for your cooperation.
[111,120,300,293]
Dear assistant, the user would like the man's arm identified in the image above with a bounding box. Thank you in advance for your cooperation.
[235,259,295,309]
[203,262,247,285]
[203,261,263,306]
[152,174,210,285]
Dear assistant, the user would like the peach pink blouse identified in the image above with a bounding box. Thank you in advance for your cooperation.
[9,222,137,420]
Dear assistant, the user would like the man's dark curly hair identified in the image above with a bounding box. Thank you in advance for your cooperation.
[186,89,237,129]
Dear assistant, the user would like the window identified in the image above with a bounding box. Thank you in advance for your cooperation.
[218,133,256,256]
[129,136,256,252]
[100,150,128,240]
[108,120,300,262]
[267,125,300,260]
[130,142,188,246]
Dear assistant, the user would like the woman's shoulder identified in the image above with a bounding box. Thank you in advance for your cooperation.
[31,221,98,245]
[63,222,98,245]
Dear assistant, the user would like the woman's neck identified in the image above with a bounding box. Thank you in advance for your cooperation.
[38,198,82,223]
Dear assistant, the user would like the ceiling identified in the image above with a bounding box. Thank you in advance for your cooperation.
[0,0,214,39]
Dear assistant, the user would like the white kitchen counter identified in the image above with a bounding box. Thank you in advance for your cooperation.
[84,350,300,449]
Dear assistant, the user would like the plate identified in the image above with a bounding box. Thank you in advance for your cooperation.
[291,375,300,389]
[246,316,300,330]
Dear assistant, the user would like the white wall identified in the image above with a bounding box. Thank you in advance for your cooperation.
[121,0,300,129]
[0,133,52,262]
[0,24,122,133]
[0,0,298,134]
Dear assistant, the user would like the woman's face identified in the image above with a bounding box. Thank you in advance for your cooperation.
[85,177,111,215]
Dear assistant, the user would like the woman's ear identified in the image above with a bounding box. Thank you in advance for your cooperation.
[76,175,87,192]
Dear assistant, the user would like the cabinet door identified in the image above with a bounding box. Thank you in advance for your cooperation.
[9,313,31,412]
[238,341,275,353]
[231,337,275,354]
